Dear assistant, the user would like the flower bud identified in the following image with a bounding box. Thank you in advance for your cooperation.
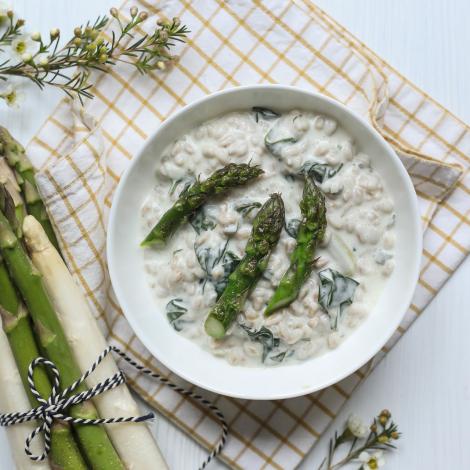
[89,29,99,40]
[130,6,138,17]
[74,27,82,37]
[157,18,167,26]
[370,423,377,433]
[159,30,168,41]
[138,11,148,21]
[391,431,399,440]
[380,409,391,418]
[98,53,108,63]
[172,17,181,27]
[39,56,49,66]
[16,18,25,27]
[7,10,13,18]
[379,415,388,426]
[21,52,32,63]
[84,26,92,36]
[31,31,41,41]
[95,36,104,45]
[50,28,60,39]
[110,7,119,18]
[156,60,166,70]
[73,37,82,47]
[377,435,389,444]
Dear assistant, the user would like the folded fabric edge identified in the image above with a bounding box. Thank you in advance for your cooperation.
[300,0,470,133]
[292,0,465,206]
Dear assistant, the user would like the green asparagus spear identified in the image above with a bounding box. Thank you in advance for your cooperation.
[264,177,326,316]
[204,194,285,338]
[0,127,60,250]
[0,209,124,470]
[0,188,87,469]
[141,163,264,247]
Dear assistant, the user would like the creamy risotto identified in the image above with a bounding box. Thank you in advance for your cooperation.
[141,109,396,366]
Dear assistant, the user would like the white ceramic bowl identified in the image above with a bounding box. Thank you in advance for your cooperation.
[107,85,422,400]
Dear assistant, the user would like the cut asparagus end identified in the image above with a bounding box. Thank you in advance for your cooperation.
[204,317,226,339]
[140,234,166,248]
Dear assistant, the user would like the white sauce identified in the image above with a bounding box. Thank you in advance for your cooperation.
[141,109,395,366]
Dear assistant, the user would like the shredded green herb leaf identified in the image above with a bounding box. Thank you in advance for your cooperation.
[168,176,194,196]
[195,240,240,298]
[239,324,281,362]
[236,201,262,217]
[300,161,343,184]
[318,268,359,330]
[166,298,188,331]
[285,218,301,238]
[269,351,287,363]
[252,106,280,123]
[189,207,217,234]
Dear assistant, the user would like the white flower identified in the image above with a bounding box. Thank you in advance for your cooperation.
[359,450,385,469]
[0,83,24,108]
[347,413,367,438]
[31,31,41,41]
[11,35,37,59]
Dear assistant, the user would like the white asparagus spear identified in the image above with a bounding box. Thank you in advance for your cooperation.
[0,157,20,191]
[0,325,52,470]
[23,216,168,470]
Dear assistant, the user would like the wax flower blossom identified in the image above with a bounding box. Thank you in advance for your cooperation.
[0,82,22,107]
[0,5,189,107]
[359,450,386,469]
[318,409,401,470]
[10,34,37,59]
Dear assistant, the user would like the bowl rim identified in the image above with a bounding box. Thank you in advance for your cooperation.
[107,84,422,400]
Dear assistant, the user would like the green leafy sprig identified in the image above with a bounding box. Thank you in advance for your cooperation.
[0,6,189,105]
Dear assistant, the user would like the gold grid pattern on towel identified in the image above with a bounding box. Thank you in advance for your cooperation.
[27,1,469,469]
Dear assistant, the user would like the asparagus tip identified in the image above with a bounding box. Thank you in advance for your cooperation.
[22,215,50,253]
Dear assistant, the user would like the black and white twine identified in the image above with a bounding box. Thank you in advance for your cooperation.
[0,346,228,470]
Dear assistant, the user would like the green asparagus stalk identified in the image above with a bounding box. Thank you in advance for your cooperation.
[0,127,59,250]
[264,178,326,316]
[0,210,124,470]
[0,186,86,469]
[204,194,285,338]
[141,163,264,247]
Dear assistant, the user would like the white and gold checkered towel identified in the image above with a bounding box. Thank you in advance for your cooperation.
[27,1,470,468]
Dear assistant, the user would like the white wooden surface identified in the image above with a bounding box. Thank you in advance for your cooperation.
[2,1,470,468]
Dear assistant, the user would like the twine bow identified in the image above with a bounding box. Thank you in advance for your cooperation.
[0,346,154,461]
[0,346,228,469]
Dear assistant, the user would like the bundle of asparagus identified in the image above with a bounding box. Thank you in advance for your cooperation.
[0,164,88,469]
[0,129,168,469]
[24,215,168,470]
